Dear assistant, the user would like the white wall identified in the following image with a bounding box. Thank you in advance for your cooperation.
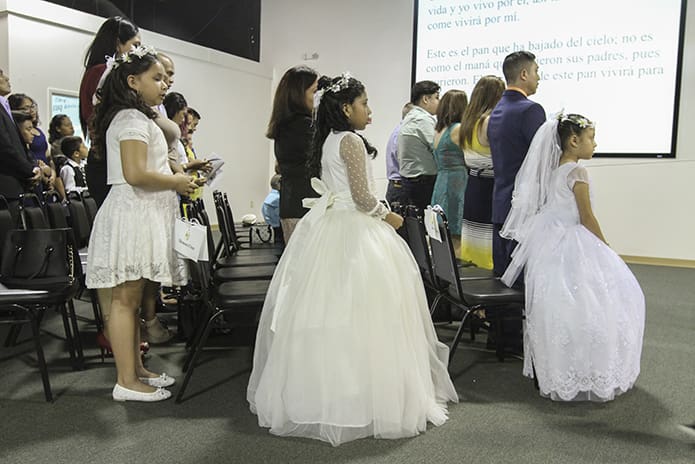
[0,0,274,219]
[262,0,695,261]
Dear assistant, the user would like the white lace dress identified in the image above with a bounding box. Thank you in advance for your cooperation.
[247,131,458,446]
[86,109,187,288]
[503,162,645,401]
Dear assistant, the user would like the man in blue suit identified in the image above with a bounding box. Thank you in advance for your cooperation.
[488,51,545,278]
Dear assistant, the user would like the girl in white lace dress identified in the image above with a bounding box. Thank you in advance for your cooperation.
[500,114,645,401]
[247,74,458,445]
[86,47,197,402]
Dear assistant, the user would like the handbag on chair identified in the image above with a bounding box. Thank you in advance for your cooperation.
[0,228,77,292]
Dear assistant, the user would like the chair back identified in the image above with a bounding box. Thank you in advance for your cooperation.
[44,192,69,228]
[19,193,49,229]
[0,196,15,259]
[213,197,235,258]
[65,192,91,248]
[404,213,437,287]
[81,190,98,227]
[428,209,465,300]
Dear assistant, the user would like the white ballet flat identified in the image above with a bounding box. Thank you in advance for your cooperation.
[112,384,171,402]
[139,373,176,388]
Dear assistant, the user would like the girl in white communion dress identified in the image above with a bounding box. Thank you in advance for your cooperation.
[247,73,458,446]
[500,113,645,402]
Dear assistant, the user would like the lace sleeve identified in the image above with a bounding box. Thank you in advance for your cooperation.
[340,133,389,219]
[567,165,590,190]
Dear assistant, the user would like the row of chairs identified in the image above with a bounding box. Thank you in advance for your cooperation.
[394,204,525,362]
[173,192,282,402]
[0,191,96,401]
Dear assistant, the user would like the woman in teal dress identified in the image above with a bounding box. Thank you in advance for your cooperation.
[431,89,468,254]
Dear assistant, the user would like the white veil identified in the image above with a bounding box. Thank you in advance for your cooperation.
[499,115,562,243]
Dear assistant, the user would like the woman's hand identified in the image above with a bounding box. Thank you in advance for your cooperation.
[172,173,198,196]
[384,212,404,230]
[184,158,213,174]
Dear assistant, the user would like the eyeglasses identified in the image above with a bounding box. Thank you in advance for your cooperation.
[18,104,37,111]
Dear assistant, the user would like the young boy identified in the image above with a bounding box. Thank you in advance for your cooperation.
[262,174,283,245]
[59,136,88,193]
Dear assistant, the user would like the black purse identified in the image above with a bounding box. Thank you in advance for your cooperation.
[0,228,77,291]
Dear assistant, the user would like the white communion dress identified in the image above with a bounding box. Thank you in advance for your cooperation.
[86,109,187,289]
[247,130,458,446]
[503,162,645,401]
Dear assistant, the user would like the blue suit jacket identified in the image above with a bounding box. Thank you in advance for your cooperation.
[488,90,545,224]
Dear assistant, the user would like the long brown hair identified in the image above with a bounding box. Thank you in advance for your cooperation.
[266,66,318,139]
[434,89,468,132]
[459,75,505,148]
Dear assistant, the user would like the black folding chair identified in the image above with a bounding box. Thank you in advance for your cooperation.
[18,193,49,229]
[44,192,69,228]
[0,228,85,401]
[427,209,524,363]
[175,219,271,403]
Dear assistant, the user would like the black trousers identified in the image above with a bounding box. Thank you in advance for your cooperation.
[85,150,110,208]
[401,175,437,214]
[385,179,407,208]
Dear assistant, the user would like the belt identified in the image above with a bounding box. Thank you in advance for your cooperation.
[404,175,436,183]
[468,168,494,178]
[389,179,403,186]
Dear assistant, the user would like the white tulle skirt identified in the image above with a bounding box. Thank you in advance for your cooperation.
[507,214,645,402]
[86,183,187,288]
[247,204,458,446]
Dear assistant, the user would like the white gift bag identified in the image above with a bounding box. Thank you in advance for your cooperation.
[424,206,441,242]
[174,217,208,261]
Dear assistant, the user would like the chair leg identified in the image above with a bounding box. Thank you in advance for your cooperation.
[495,312,505,362]
[429,293,444,317]
[448,309,471,365]
[67,300,85,370]
[29,308,53,402]
[59,303,77,368]
[4,322,22,347]
[176,309,224,403]
[89,288,103,332]
[183,301,214,368]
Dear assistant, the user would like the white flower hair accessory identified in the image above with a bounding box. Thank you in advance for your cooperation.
[313,71,353,111]
[93,44,158,105]
[557,112,595,129]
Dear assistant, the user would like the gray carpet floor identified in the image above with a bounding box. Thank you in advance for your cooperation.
[0,264,693,463]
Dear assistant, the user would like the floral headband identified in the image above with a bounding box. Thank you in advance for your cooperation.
[313,71,353,111]
[557,112,595,129]
[93,45,158,105]
[105,44,157,73]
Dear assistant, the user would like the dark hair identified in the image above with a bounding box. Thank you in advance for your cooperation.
[557,114,593,151]
[8,93,28,110]
[307,74,377,178]
[7,93,40,125]
[90,51,159,161]
[48,114,70,143]
[61,136,83,158]
[163,92,188,120]
[11,110,33,126]
[502,51,536,84]
[411,80,440,105]
[187,107,201,120]
[270,174,281,190]
[266,66,318,139]
[84,16,139,68]
[435,89,468,132]
[460,75,505,148]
